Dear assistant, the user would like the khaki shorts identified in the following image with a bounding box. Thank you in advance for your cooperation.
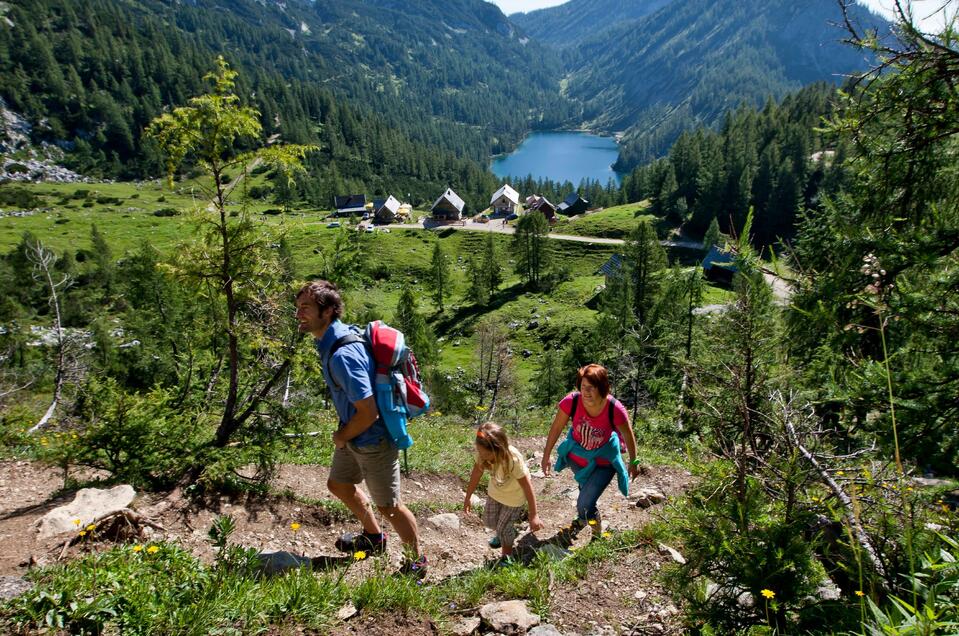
[329,439,402,508]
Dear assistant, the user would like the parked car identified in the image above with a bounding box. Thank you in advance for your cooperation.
[326,221,341,228]
[506,213,518,221]
[365,226,375,233]
[475,215,489,223]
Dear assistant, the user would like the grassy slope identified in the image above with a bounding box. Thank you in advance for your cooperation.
[0,181,729,384]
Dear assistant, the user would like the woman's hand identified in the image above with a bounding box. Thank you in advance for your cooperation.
[540,454,551,476]
[463,495,472,515]
[628,462,641,481]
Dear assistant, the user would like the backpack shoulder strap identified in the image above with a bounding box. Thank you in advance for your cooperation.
[325,332,366,390]
[569,392,579,421]
[608,397,617,427]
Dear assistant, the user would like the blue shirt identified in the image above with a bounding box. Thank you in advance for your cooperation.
[313,320,388,447]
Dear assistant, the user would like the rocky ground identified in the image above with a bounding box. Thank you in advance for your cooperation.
[0,439,694,635]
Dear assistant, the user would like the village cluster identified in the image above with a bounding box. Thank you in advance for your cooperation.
[329,184,591,227]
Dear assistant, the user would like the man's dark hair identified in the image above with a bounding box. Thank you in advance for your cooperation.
[296,280,344,320]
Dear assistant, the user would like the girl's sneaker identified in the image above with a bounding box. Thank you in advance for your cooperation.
[488,535,501,548]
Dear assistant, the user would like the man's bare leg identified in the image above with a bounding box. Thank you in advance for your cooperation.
[327,479,382,534]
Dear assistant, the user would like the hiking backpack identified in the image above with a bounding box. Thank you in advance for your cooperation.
[327,321,430,450]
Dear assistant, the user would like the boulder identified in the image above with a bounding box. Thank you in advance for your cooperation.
[425,512,461,532]
[0,576,33,601]
[37,485,136,538]
[255,551,312,576]
[480,600,540,633]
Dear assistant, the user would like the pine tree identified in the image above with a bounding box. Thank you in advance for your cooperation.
[394,286,437,367]
[625,220,667,324]
[482,231,503,296]
[513,210,551,288]
[703,217,722,250]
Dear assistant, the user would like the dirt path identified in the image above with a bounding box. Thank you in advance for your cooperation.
[0,452,693,633]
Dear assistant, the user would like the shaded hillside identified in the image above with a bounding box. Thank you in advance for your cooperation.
[518,0,885,170]
[0,0,573,179]
[509,0,673,47]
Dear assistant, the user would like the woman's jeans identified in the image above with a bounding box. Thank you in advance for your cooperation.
[569,461,615,521]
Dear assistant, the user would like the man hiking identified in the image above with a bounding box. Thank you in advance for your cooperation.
[295,280,427,577]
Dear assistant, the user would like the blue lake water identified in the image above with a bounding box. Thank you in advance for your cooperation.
[491,131,623,186]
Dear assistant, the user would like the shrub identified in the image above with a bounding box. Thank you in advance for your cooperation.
[5,162,28,174]
[153,207,179,217]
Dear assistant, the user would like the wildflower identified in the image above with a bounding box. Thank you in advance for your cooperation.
[855,590,865,597]
[761,589,775,599]
[73,519,82,527]
[588,519,597,526]
[147,545,160,554]
[78,530,87,537]
[601,532,611,538]
[132,545,143,553]
[86,524,96,532]
[353,551,367,560]
[474,405,487,412]
[836,471,845,477]
[290,522,301,532]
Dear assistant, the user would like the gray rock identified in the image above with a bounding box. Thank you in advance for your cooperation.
[0,576,33,601]
[632,487,667,509]
[336,601,357,621]
[480,599,541,633]
[529,626,565,636]
[255,551,312,575]
[657,543,686,565]
[425,512,461,532]
[451,616,481,636]
[37,485,136,538]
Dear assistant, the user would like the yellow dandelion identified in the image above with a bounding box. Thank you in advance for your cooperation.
[78,530,86,537]
[836,471,845,477]
[601,532,612,538]
[290,522,301,532]
[86,524,96,532]
[855,590,865,597]
[474,405,487,412]
[761,589,775,599]
[907,487,914,492]
[353,551,367,560]
[132,545,143,552]
[588,519,597,526]
[147,545,159,555]
[73,519,82,527]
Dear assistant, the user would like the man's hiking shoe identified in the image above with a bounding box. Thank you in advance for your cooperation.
[399,554,428,579]
[488,535,501,549]
[334,532,387,556]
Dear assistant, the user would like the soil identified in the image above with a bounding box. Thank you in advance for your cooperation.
[0,439,694,635]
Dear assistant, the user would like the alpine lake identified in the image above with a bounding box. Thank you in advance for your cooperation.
[490,130,623,186]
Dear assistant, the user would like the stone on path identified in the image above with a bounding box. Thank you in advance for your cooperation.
[37,485,136,538]
[256,551,312,576]
[528,625,566,636]
[451,616,481,636]
[632,487,667,509]
[480,600,540,633]
[425,512,460,532]
[336,601,358,621]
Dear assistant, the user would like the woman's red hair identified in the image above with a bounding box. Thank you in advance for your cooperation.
[575,364,610,397]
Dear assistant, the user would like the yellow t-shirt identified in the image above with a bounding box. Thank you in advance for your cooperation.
[484,445,530,507]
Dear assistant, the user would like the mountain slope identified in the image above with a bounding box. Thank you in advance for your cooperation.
[518,0,886,170]
[510,0,674,47]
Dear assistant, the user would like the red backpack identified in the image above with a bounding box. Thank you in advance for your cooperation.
[329,321,431,449]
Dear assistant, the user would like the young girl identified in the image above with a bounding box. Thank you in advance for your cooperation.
[463,422,544,560]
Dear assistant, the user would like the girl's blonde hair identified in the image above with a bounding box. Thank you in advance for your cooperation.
[475,421,512,473]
